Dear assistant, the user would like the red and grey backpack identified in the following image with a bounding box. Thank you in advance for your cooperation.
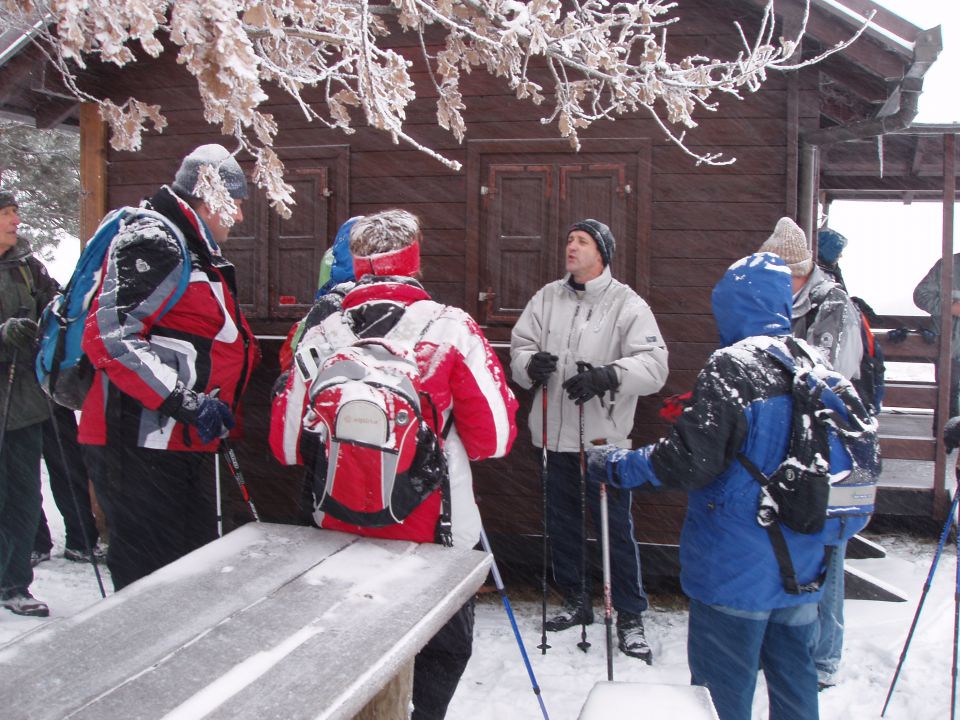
[294,301,452,545]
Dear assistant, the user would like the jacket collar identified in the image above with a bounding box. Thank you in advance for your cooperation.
[342,275,430,310]
[0,237,33,266]
[562,265,612,297]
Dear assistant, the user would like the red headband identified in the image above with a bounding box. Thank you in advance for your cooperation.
[353,241,420,278]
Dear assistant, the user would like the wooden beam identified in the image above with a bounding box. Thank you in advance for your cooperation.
[79,103,107,244]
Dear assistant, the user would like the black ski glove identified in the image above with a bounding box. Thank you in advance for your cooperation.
[527,351,559,385]
[0,316,38,352]
[945,416,960,453]
[563,364,619,405]
[160,385,235,444]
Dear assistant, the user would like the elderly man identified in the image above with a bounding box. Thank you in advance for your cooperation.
[510,219,669,663]
[80,145,259,591]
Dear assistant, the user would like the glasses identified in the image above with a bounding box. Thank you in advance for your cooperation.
[887,327,937,345]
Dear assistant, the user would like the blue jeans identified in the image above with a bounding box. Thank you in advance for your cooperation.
[688,599,819,720]
[813,540,846,683]
[0,423,43,597]
[545,451,648,614]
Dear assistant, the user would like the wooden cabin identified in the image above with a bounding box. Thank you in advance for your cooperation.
[0,0,949,574]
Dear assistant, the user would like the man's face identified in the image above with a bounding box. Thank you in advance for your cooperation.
[565,229,604,282]
[197,201,244,245]
[0,205,20,254]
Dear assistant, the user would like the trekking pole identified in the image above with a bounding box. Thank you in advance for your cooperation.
[881,476,960,715]
[479,527,551,720]
[0,307,27,467]
[599,478,614,681]
[954,510,960,720]
[538,384,551,654]
[44,398,107,599]
[214,453,223,537]
[576,361,591,653]
[219,440,260,522]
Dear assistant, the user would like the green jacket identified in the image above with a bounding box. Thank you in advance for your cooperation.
[0,238,58,431]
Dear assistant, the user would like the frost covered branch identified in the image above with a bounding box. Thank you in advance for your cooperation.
[0,0,869,217]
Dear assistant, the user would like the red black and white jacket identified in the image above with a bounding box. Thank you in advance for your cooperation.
[79,186,259,451]
[271,276,517,547]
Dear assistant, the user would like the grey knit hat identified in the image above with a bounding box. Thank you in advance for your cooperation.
[568,219,616,267]
[758,217,812,277]
[172,144,248,201]
[0,189,17,210]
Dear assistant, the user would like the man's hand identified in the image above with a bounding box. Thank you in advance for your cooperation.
[527,351,558,385]
[0,316,38,352]
[162,385,235,444]
[563,364,619,405]
[586,444,629,487]
[945,416,960,453]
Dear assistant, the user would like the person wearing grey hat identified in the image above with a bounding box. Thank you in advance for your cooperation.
[77,145,259,591]
[759,215,864,691]
[0,188,59,617]
[510,218,669,663]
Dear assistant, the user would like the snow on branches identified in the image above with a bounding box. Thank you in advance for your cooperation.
[2,0,869,219]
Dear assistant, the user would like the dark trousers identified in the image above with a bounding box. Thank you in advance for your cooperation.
[412,598,475,720]
[546,451,648,614]
[0,423,43,596]
[87,444,217,591]
[34,405,99,554]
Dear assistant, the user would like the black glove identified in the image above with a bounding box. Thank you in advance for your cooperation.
[0,316,38,352]
[563,364,619,405]
[945,416,960,453]
[527,351,558,385]
[161,385,235,444]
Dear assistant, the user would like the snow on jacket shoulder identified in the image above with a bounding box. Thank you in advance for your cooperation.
[79,188,258,451]
[510,266,668,452]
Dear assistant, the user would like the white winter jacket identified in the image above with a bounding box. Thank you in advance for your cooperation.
[792,265,863,380]
[510,267,669,452]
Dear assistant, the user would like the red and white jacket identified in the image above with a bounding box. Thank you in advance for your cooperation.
[80,187,259,451]
[271,277,517,547]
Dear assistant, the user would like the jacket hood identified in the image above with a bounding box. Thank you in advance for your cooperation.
[712,252,793,347]
[317,216,361,297]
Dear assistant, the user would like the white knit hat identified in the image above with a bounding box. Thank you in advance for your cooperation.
[758,217,812,277]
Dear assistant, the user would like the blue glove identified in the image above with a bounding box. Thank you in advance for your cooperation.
[163,386,235,444]
[586,444,627,486]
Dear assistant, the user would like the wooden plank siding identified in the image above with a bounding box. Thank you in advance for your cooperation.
[85,0,821,547]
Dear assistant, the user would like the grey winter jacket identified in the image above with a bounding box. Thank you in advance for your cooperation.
[510,267,669,452]
[913,254,960,360]
[792,265,863,380]
[0,238,58,430]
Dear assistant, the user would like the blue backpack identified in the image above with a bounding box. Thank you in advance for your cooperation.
[35,207,191,409]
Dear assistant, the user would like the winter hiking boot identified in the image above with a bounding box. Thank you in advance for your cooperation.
[64,545,106,563]
[617,611,652,664]
[544,599,594,632]
[1,591,49,617]
[30,550,51,567]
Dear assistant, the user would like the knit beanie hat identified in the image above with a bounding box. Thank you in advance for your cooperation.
[172,144,248,201]
[0,189,17,210]
[568,219,616,267]
[817,228,848,265]
[758,217,812,277]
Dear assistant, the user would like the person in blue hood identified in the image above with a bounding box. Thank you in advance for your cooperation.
[588,253,827,720]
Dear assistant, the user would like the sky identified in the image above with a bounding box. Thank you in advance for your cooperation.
[831,1,959,316]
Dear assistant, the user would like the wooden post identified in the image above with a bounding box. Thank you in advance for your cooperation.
[933,132,956,521]
[79,103,107,246]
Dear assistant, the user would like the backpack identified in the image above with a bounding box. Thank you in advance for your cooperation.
[35,207,191,410]
[850,296,886,416]
[293,302,452,545]
[738,338,880,594]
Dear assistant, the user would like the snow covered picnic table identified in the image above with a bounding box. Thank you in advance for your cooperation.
[0,522,491,720]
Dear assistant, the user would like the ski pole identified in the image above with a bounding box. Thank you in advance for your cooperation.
[479,527,551,720]
[214,453,223,537]
[219,440,260,522]
[600,479,614,681]
[882,477,960,715]
[576,361,591,653]
[538,383,550,654]
[44,398,107,598]
[954,504,960,720]
[0,307,27,467]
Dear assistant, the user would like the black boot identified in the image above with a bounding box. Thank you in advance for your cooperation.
[617,611,652,664]
[544,598,594,632]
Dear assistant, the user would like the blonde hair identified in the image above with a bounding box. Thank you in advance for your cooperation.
[349,209,421,257]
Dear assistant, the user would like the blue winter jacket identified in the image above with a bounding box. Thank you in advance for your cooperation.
[615,253,830,610]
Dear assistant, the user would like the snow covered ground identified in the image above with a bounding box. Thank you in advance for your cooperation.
[5,472,959,719]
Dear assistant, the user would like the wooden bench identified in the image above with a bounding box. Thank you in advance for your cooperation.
[0,523,491,720]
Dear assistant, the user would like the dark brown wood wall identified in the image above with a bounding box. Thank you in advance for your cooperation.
[90,0,821,546]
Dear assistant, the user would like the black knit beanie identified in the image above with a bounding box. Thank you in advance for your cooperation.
[568,219,615,267]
